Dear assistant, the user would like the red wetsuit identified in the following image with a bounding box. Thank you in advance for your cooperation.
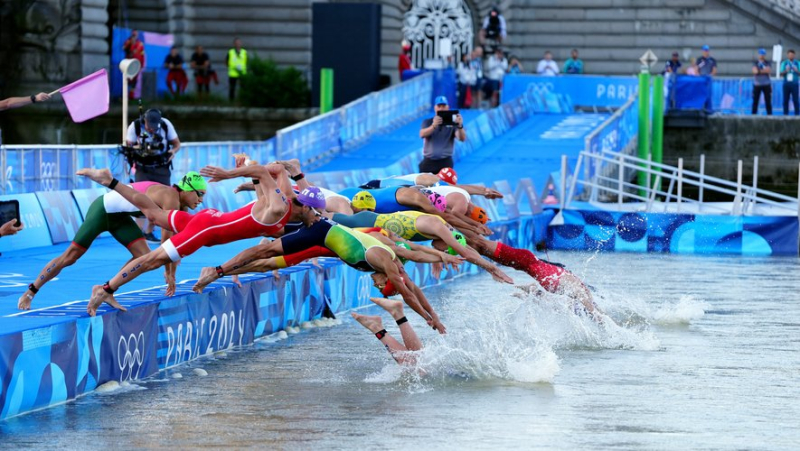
[163,201,291,261]
[492,242,565,291]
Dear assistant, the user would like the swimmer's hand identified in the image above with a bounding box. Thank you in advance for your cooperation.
[272,269,281,280]
[234,182,255,193]
[164,273,176,297]
[200,165,232,182]
[482,188,504,199]
[431,262,443,280]
[231,274,242,288]
[491,268,514,285]
[442,254,464,271]
[428,316,447,335]
[233,153,249,168]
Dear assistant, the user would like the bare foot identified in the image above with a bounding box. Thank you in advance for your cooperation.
[88,285,127,316]
[231,274,242,288]
[369,297,404,320]
[192,267,219,293]
[17,290,34,310]
[76,168,113,186]
[350,312,384,334]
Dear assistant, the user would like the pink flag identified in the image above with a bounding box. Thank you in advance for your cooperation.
[59,69,110,123]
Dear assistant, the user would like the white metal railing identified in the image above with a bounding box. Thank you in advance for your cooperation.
[564,150,800,217]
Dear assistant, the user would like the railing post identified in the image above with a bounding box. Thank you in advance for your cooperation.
[618,153,624,207]
[751,155,759,215]
[677,158,683,213]
[699,154,705,212]
[560,154,567,212]
[734,159,743,215]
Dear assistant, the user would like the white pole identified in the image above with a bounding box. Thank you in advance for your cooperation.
[751,155,759,214]
[677,158,683,213]
[122,77,129,144]
[617,154,624,207]
[699,154,705,212]
[734,159,743,215]
[796,161,800,218]
[560,154,567,212]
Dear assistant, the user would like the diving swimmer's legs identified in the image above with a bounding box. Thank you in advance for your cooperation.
[87,247,172,316]
[77,168,173,229]
[352,297,421,365]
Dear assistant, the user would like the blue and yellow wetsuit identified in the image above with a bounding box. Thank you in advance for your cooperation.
[332,210,446,242]
[338,186,407,213]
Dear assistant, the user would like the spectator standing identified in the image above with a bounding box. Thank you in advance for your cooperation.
[164,46,188,97]
[752,48,773,115]
[398,40,413,81]
[508,56,523,74]
[470,47,485,107]
[226,38,248,100]
[480,6,507,47]
[563,49,584,74]
[418,95,466,174]
[780,49,800,115]
[457,53,478,108]
[122,30,146,99]
[685,58,699,76]
[696,45,717,76]
[190,45,217,96]
[664,52,682,74]
[484,47,508,107]
[537,51,559,76]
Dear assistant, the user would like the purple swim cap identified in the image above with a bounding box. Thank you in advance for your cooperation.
[428,192,447,212]
[296,186,326,210]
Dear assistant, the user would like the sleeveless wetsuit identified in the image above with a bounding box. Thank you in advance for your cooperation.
[338,186,406,213]
[73,181,164,250]
[162,200,292,261]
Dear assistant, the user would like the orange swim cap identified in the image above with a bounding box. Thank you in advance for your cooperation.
[469,206,489,224]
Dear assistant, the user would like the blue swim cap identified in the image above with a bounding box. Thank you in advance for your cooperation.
[434,95,448,106]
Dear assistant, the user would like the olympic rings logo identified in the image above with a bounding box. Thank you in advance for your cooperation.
[357,274,372,302]
[39,162,57,191]
[527,82,555,96]
[117,331,145,382]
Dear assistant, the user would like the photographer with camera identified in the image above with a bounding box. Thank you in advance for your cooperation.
[125,108,181,241]
[418,95,466,174]
[125,108,181,185]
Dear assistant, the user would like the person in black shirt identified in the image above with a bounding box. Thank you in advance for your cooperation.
[164,46,188,96]
[190,45,217,96]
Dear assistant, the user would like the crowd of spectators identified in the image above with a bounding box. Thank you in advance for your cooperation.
[121,32,237,101]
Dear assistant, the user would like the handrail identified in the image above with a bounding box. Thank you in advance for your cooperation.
[567,150,800,216]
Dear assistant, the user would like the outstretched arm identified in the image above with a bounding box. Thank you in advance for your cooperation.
[457,184,503,199]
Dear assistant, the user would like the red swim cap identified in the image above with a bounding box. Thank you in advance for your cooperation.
[381,277,402,296]
[437,167,458,185]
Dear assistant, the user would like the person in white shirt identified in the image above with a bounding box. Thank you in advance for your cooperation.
[457,53,478,108]
[483,47,508,107]
[536,51,559,76]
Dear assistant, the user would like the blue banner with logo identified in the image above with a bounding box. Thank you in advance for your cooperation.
[502,74,639,108]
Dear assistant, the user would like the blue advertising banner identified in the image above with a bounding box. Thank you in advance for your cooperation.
[501,74,639,108]
[547,210,799,256]
[35,191,84,244]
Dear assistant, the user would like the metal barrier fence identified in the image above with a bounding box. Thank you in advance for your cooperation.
[582,94,639,199]
[712,77,799,115]
[276,72,433,168]
[566,149,800,217]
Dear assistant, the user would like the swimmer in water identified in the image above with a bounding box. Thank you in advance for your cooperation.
[352,296,422,366]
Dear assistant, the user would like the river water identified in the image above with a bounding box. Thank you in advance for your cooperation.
[2,251,799,450]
